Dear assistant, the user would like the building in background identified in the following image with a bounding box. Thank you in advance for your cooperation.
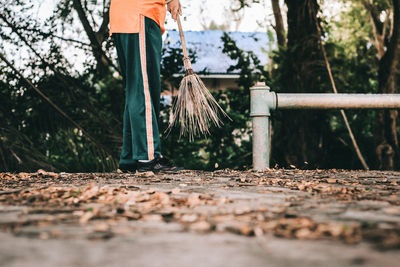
[162,30,270,103]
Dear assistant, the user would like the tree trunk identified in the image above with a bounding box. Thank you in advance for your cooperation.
[271,0,286,47]
[366,0,400,170]
[274,0,328,168]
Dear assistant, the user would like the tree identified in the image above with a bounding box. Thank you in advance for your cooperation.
[271,0,331,168]
[361,0,400,169]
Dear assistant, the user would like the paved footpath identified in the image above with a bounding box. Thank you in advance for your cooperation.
[0,169,399,267]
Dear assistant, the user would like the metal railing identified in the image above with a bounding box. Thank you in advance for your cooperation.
[250,83,400,171]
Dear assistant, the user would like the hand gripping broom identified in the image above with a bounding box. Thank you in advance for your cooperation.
[167,16,230,140]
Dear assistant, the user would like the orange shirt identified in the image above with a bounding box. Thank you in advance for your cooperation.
[110,0,167,35]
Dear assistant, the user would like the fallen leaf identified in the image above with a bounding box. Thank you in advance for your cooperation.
[326,178,337,184]
[187,194,201,207]
[80,210,96,224]
[181,214,198,223]
[141,214,163,222]
[146,189,156,194]
[226,223,254,236]
[383,207,400,215]
[93,223,110,232]
[137,171,154,177]
[295,228,313,239]
[171,188,180,194]
[190,220,213,232]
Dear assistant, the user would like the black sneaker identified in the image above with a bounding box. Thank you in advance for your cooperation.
[137,156,183,173]
[118,162,137,173]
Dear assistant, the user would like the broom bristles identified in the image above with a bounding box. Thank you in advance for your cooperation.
[167,71,230,140]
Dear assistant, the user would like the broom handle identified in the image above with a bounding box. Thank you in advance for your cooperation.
[176,16,192,70]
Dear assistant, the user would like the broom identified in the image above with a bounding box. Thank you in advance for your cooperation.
[167,15,230,140]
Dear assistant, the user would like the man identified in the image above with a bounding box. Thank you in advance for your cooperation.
[110,0,182,172]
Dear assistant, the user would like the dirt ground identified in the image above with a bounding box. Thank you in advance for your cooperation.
[1,169,400,267]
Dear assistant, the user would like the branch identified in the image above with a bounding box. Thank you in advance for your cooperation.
[360,0,384,35]
[378,0,400,90]
[361,0,386,58]
[49,34,91,46]
[95,8,110,44]
[386,0,400,61]
[271,0,286,47]
[72,0,118,74]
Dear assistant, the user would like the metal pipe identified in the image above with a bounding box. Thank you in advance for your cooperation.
[273,93,400,109]
[251,89,400,171]
[250,83,273,171]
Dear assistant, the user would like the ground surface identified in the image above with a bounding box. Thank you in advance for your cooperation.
[0,169,400,267]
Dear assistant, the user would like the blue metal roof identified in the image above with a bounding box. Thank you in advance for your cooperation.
[163,30,271,74]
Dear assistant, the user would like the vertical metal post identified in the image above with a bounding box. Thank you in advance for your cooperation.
[250,83,275,171]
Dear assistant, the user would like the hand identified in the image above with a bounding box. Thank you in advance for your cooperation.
[167,0,182,21]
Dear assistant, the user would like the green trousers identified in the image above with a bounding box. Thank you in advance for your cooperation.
[114,16,162,165]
